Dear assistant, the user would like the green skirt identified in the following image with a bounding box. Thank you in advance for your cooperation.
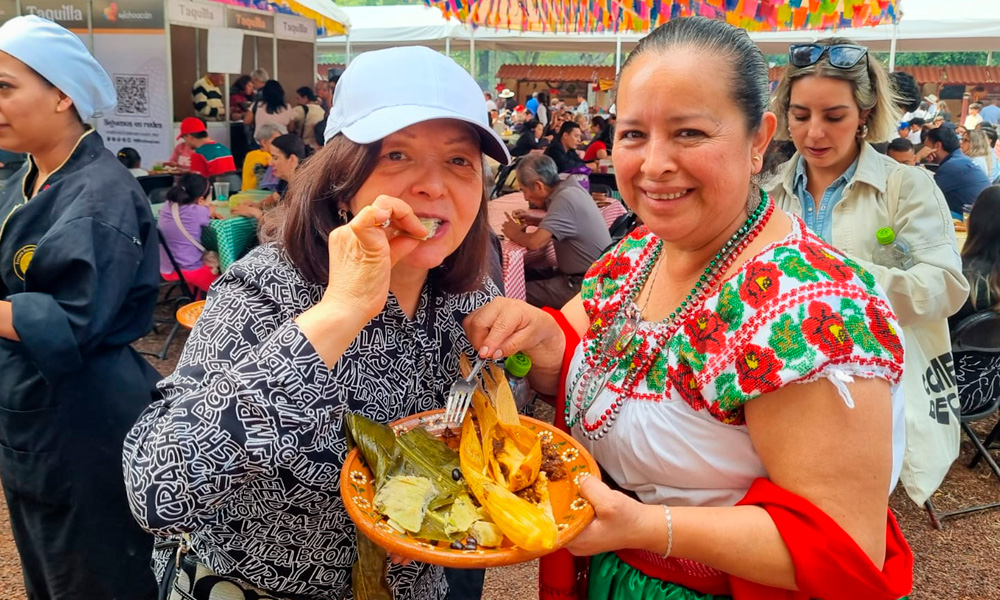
[586,553,910,600]
[586,552,731,600]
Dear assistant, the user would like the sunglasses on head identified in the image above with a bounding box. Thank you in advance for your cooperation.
[789,44,869,69]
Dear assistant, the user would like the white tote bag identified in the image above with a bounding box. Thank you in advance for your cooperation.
[897,320,961,505]
[883,169,961,505]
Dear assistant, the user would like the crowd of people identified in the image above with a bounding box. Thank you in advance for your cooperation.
[2,10,1000,600]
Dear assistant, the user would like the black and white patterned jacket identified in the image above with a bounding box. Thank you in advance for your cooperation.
[123,243,499,599]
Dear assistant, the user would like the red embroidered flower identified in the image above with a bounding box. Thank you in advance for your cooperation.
[866,302,904,363]
[802,301,854,358]
[683,309,728,354]
[801,243,855,281]
[587,252,632,283]
[668,361,707,411]
[735,344,783,393]
[739,261,782,308]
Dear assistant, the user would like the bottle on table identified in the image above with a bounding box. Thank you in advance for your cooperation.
[872,227,915,270]
[504,352,536,413]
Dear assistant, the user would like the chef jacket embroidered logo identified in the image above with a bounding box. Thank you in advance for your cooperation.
[13,245,35,280]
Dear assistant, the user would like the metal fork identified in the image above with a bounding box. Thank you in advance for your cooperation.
[444,356,488,425]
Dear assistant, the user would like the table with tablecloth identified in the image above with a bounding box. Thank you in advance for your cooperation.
[201,202,258,272]
[488,191,627,300]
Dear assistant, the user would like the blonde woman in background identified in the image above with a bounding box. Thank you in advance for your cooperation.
[769,38,969,506]
[964,128,1000,183]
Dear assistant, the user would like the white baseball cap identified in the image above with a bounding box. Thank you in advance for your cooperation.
[324,46,511,165]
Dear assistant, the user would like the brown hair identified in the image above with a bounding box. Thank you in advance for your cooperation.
[259,134,491,294]
[962,185,1000,311]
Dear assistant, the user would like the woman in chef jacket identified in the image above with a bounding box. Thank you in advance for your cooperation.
[0,16,159,600]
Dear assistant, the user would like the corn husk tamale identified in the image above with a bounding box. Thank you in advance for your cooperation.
[460,412,557,552]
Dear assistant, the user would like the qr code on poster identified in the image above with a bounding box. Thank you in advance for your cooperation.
[115,74,149,117]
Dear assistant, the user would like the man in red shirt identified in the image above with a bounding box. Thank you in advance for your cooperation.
[177,117,237,178]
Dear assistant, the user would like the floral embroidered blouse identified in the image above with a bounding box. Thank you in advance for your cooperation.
[566,216,907,507]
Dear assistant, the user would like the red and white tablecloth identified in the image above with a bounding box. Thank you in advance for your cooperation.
[487,192,628,300]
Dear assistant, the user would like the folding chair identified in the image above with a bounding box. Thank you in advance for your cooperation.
[491,156,522,199]
[138,229,204,361]
[925,310,1000,528]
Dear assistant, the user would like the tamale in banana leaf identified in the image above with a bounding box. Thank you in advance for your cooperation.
[395,427,465,510]
[352,531,393,600]
[346,413,398,489]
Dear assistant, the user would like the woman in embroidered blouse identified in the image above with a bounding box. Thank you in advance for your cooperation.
[464,17,912,600]
[124,46,510,600]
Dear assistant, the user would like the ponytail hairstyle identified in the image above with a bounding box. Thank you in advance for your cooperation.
[166,173,210,206]
[271,133,308,162]
[116,147,142,170]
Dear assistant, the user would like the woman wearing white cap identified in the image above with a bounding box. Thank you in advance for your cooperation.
[0,15,160,600]
[125,46,511,600]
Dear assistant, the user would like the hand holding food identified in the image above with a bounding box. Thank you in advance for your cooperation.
[319,195,428,323]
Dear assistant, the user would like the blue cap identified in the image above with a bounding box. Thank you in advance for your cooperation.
[0,16,116,121]
[899,121,910,129]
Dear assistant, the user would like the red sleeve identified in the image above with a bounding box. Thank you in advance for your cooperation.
[731,478,913,600]
[539,305,586,600]
[541,306,581,433]
[188,153,210,177]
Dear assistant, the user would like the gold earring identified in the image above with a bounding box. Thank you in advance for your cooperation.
[753,154,761,162]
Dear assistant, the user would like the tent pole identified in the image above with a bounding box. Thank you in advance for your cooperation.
[888,22,898,72]
[615,34,622,74]
[446,36,451,57]
[346,33,352,65]
[470,28,476,80]
[988,51,993,67]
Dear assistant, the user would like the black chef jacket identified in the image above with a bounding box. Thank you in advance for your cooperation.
[0,128,160,600]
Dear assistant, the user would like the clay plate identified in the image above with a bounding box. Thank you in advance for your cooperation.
[176,300,205,330]
[341,409,599,567]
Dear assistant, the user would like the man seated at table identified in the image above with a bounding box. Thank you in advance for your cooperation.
[178,117,237,180]
[887,137,917,166]
[919,125,991,219]
[503,154,610,309]
[241,123,286,191]
[544,120,585,173]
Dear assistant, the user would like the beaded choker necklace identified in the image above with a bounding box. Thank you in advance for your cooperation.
[567,191,775,440]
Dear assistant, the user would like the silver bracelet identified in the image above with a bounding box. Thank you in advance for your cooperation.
[662,505,673,558]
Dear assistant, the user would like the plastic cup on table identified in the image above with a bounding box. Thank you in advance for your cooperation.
[213,181,230,202]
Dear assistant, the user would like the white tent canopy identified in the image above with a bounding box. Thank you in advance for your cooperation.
[319,0,1000,56]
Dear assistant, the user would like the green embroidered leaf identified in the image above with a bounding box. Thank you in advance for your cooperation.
[714,372,746,412]
[674,335,705,371]
[618,234,648,255]
[646,353,668,393]
[768,314,810,362]
[716,281,744,331]
[845,314,883,356]
[778,254,820,283]
[842,256,877,291]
